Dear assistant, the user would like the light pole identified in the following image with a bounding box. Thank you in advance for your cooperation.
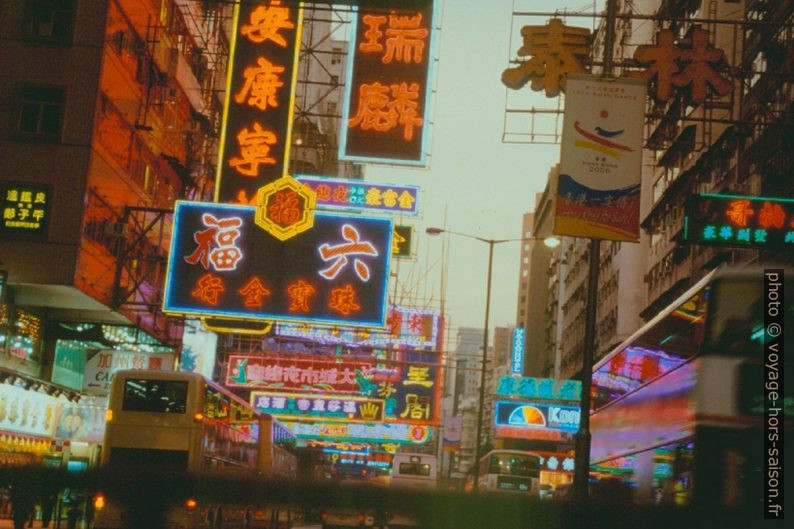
[426,227,560,492]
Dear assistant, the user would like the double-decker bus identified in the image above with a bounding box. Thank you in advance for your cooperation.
[590,266,792,508]
[464,450,541,495]
[95,370,298,528]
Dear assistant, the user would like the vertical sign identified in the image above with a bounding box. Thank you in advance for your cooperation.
[340,1,437,165]
[511,327,525,375]
[554,74,646,242]
[215,1,302,204]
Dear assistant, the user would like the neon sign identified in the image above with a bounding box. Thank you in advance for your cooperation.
[163,201,392,327]
[683,193,794,249]
[284,421,431,445]
[340,1,437,166]
[251,391,385,423]
[494,400,581,441]
[496,376,581,402]
[0,181,50,239]
[511,327,525,375]
[296,176,420,216]
[392,225,414,258]
[215,1,302,203]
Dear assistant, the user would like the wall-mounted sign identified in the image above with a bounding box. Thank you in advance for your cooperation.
[163,201,393,327]
[388,360,440,425]
[276,305,441,349]
[339,1,437,166]
[83,350,174,395]
[254,175,317,240]
[510,327,525,375]
[55,400,107,444]
[225,353,378,393]
[0,181,50,239]
[501,18,591,97]
[392,225,414,258]
[251,391,385,423]
[0,383,65,438]
[295,176,420,216]
[284,421,431,445]
[496,376,582,402]
[554,74,646,242]
[215,1,302,204]
[494,400,581,441]
[632,28,733,105]
[683,193,794,249]
[179,319,218,380]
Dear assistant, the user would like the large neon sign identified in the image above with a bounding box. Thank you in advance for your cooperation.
[163,201,392,327]
[284,421,431,445]
[251,391,385,423]
[494,400,580,442]
[296,176,420,216]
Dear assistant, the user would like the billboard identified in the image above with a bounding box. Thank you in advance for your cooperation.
[0,181,51,239]
[296,176,420,216]
[495,376,582,402]
[554,74,646,241]
[683,193,794,249]
[215,1,302,203]
[493,400,580,442]
[284,421,431,445]
[339,1,437,165]
[251,391,385,423]
[163,201,393,327]
[83,351,174,395]
[179,319,218,380]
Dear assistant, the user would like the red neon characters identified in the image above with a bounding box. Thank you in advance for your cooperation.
[239,277,271,308]
[287,280,317,312]
[192,273,226,306]
[184,214,244,271]
[328,284,361,316]
[318,224,379,281]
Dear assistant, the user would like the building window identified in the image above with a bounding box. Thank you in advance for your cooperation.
[17,84,66,140]
[331,46,343,65]
[23,0,76,41]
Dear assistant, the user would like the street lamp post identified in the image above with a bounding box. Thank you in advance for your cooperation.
[426,227,559,492]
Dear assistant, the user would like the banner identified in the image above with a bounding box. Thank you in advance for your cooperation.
[555,74,646,241]
[442,414,461,452]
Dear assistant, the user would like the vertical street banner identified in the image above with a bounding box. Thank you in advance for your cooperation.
[340,1,437,165]
[215,1,302,204]
[554,74,646,241]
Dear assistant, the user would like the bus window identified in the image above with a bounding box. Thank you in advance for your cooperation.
[399,463,431,476]
[122,379,188,413]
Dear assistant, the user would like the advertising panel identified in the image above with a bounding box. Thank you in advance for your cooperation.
[495,376,582,402]
[179,319,218,380]
[0,181,51,239]
[555,74,646,241]
[163,202,393,327]
[296,176,419,216]
[683,193,794,249]
[215,1,302,203]
[340,1,437,165]
[493,400,580,442]
[284,421,431,445]
[251,391,385,423]
[0,384,65,438]
[83,351,174,395]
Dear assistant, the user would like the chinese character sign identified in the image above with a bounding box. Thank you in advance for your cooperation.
[340,1,437,165]
[83,350,175,395]
[392,225,414,258]
[284,421,431,445]
[496,375,582,402]
[389,362,439,425]
[683,194,794,249]
[555,74,646,242]
[163,201,393,327]
[296,175,420,216]
[511,327,525,375]
[251,391,385,423]
[0,181,50,238]
[215,1,302,204]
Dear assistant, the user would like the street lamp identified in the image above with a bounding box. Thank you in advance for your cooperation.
[426,226,559,492]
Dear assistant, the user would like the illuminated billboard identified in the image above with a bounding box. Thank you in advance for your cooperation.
[163,201,393,327]
[0,181,51,239]
[339,1,437,165]
[215,1,302,204]
[296,176,420,216]
[495,376,582,402]
[251,391,385,423]
[284,421,431,445]
[683,193,794,249]
[493,400,580,442]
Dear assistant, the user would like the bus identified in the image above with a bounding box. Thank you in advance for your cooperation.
[390,453,438,490]
[589,266,793,508]
[464,450,541,495]
[95,370,299,528]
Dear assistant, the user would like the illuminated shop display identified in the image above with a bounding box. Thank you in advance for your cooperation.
[0,181,51,238]
[163,201,393,327]
[683,194,794,249]
[284,421,431,445]
[495,376,581,402]
[251,391,385,423]
[215,0,302,204]
[276,305,440,349]
[296,176,420,216]
[510,327,525,375]
[493,400,581,442]
[340,1,437,165]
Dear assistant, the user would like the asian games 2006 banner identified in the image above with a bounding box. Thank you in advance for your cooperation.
[555,74,646,242]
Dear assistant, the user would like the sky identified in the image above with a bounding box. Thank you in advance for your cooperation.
[366,0,592,335]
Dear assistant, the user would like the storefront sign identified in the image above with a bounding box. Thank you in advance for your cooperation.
[511,327,525,375]
[392,225,414,258]
[340,1,437,165]
[0,181,51,238]
[494,400,580,441]
[51,340,88,391]
[496,376,581,402]
[163,201,393,327]
[179,319,218,380]
[296,176,420,216]
[55,400,106,444]
[388,361,439,425]
[83,350,174,395]
[284,421,431,445]
[683,193,794,249]
[554,74,646,242]
[215,1,302,204]
[0,383,64,438]
[225,354,377,393]
[251,391,385,423]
